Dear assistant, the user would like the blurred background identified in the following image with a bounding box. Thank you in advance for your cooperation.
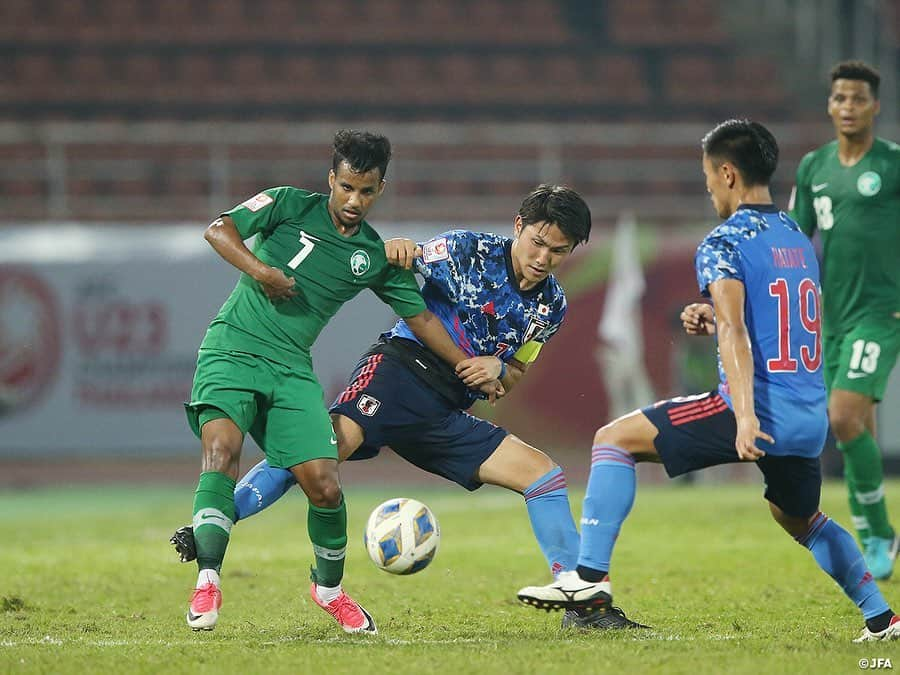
[1,0,899,487]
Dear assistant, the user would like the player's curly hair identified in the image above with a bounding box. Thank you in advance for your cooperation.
[518,184,591,247]
[332,129,392,180]
[830,60,880,98]
[701,119,778,187]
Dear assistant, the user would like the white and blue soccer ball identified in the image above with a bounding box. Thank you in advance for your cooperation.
[364,498,440,575]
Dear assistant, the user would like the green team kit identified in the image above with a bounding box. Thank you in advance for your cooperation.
[791,138,900,400]
[186,186,426,468]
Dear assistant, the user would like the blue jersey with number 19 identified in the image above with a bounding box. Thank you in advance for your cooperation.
[695,204,828,458]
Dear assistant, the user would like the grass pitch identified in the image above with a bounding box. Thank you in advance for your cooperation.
[1,480,897,674]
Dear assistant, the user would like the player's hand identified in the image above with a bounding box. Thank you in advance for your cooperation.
[478,379,506,406]
[455,356,503,386]
[681,303,716,336]
[384,238,422,270]
[257,267,297,301]
[734,414,773,461]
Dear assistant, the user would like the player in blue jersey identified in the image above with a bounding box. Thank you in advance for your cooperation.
[172,186,608,611]
[517,120,900,641]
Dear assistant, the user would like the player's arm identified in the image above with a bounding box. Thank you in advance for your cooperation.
[403,310,505,401]
[788,153,817,237]
[384,237,422,270]
[680,302,716,336]
[457,336,545,393]
[204,216,296,301]
[707,279,774,461]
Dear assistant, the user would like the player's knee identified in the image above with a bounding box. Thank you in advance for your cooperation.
[201,436,241,472]
[300,471,342,508]
[828,404,864,442]
[592,423,635,455]
[523,453,557,485]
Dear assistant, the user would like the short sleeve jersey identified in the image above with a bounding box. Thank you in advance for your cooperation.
[695,205,827,457]
[790,138,900,332]
[200,187,426,365]
[389,229,567,361]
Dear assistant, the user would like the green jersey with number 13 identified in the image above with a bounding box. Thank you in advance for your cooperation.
[199,186,426,365]
[790,137,900,331]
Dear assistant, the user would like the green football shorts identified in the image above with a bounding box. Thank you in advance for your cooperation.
[185,348,338,468]
[824,318,900,401]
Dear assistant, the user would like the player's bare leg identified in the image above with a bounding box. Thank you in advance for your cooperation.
[186,417,243,630]
[476,434,580,580]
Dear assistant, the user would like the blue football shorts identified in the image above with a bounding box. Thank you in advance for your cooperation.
[329,348,508,491]
[642,390,822,518]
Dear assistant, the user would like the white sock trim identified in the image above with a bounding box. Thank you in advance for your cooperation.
[852,516,871,530]
[193,508,234,534]
[313,544,346,561]
[856,485,885,505]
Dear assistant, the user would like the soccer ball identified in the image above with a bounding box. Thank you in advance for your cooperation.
[364,498,440,575]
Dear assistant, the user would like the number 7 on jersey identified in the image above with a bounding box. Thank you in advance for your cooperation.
[287,230,320,269]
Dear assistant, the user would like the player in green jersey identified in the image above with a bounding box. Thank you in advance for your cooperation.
[790,61,900,579]
[183,130,494,633]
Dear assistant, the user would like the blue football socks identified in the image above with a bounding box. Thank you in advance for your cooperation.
[232,459,297,522]
[797,511,890,620]
[523,466,580,576]
[576,445,636,577]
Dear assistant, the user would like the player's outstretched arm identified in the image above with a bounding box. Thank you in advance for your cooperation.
[404,308,471,369]
[680,302,716,336]
[204,216,296,301]
[708,279,774,461]
[384,238,422,270]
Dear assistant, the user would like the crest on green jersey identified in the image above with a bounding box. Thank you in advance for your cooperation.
[350,250,370,276]
[857,171,882,197]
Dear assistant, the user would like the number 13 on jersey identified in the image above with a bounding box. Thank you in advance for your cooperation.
[767,277,822,373]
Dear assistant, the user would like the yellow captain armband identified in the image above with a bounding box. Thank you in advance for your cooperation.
[512,341,543,364]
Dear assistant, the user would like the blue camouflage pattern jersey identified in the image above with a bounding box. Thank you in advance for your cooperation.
[389,230,567,403]
[695,204,827,458]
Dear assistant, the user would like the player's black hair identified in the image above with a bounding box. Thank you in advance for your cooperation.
[332,129,392,180]
[518,184,591,248]
[701,119,778,187]
[830,60,880,98]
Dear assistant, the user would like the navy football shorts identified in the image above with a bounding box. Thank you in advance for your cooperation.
[642,390,822,518]
[329,351,508,491]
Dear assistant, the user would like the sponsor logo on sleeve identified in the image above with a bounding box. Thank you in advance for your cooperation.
[241,192,274,212]
[422,237,449,263]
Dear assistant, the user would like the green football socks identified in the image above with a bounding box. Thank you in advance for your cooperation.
[192,471,237,574]
[840,431,893,540]
[308,497,348,588]
[842,459,871,542]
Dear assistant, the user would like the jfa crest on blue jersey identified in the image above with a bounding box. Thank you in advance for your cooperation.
[695,205,827,458]
[389,230,567,361]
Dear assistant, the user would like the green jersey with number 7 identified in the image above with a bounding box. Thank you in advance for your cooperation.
[199,186,426,365]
